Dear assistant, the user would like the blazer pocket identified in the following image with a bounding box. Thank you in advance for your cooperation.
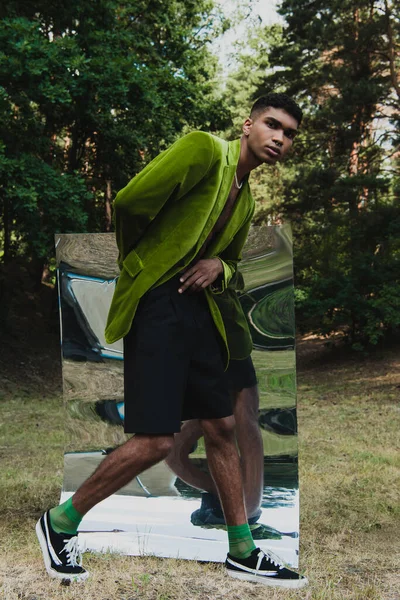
[122,249,144,279]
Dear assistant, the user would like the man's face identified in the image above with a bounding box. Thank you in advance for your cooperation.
[243,107,299,165]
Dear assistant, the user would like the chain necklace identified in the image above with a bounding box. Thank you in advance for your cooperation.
[234,172,243,189]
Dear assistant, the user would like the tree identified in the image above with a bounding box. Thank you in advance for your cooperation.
[0,0,230,275]
[250,0,400,346]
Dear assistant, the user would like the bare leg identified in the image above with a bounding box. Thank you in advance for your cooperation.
[72,434,174,514]
[200,416,247,526]
[165,420,218,495]
[233,385,264,518]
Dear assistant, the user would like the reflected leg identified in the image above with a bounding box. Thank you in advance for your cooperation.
[165,420,218,495]
[233,385,264,518]
[166,384,263,519]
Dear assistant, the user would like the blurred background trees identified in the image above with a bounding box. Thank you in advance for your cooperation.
[0,0,229,272]
[0,0,399,347]
[223,0,400,347]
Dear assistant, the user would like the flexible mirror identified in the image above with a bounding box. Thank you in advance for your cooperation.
[55,226,299,565]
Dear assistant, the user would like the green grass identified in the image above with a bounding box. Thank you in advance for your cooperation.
[1,343,399,599]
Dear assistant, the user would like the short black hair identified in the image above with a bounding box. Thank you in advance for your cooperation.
[251,93,303,126]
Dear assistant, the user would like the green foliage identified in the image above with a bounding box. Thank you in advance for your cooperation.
[228,0,400,346]
[0,0,229,269]
[0,146,89,259]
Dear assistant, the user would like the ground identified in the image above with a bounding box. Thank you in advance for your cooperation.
[0,281,399,599]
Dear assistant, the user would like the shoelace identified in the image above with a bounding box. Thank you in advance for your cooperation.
[256,549,284,572]
[61,536,84,567]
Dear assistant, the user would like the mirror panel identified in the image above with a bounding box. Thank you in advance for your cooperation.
[55,226,299,565]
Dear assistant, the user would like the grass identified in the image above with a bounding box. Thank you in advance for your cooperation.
[1,341,400,599]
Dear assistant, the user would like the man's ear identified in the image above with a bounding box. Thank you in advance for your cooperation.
[242,118,253,136]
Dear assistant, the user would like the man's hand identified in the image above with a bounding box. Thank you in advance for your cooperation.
[178,258,223,293]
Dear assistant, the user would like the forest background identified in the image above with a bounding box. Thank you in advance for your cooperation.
[0,2,399,599]
[0,0,399,348]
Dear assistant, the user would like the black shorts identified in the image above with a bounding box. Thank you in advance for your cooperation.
[123,275,233,434]
[226,356,257,392]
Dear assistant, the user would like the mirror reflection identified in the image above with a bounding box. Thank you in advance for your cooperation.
[55,226,299,565]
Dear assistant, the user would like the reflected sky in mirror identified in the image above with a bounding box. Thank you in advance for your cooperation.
[55,227,299,566]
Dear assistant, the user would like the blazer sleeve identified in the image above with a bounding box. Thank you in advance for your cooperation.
[210,204,255,294]
[114,131,215,266]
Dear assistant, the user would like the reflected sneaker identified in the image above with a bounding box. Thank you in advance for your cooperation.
[258,407,297,436]
[226,547,308,589]
[191,492,261,526]
[36,511,88,582]
[94,399,124,426]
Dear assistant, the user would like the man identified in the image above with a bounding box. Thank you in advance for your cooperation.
[36,93,307,588]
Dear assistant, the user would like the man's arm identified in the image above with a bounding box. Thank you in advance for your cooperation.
[210,207,254,294]
[114,131,215,266]
[178,207,254,294]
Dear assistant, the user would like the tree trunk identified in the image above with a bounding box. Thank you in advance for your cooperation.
[384,0,400,101]
[2,195,10,264]
[105,179,112,231]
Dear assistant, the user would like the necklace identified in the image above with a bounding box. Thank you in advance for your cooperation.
[234,172,243,189]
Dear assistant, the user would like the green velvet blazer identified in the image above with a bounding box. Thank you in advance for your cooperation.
[104,131,255,366]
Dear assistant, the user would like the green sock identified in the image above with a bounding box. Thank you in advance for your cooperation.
[227,523,257,559]
[49,497,83,535]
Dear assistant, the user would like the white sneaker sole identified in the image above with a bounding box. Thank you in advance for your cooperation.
[35,518,89,582]
[227,569,308,589]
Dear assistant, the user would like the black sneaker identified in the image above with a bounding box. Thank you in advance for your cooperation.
[36,511,89,582]
[226,547,308,589]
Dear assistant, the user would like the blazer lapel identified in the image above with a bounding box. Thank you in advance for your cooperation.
[206,182,251,257]
[192,138,244,255]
